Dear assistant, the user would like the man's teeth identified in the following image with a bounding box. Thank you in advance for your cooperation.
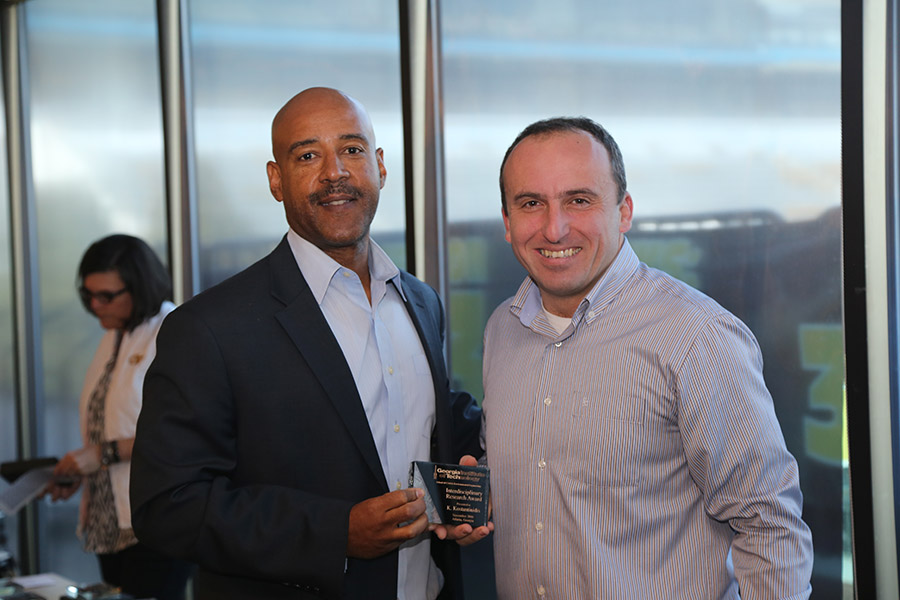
[323,198,350,206]
[540,248,580,258]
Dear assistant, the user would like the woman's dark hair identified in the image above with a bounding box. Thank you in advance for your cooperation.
[77,234,172,331]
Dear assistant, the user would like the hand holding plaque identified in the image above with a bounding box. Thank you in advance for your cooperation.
[408,461,490,527]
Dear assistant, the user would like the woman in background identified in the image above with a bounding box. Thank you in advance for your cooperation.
[46,234,193,600]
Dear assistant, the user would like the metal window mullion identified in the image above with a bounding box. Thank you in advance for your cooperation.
[888,0,900,583]
[2,0,43,575]
[400,0,448,304]
[157,0,199,302]
[856,0,900,597]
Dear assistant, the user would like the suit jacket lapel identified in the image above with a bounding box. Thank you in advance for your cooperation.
[268,238,388,490]
[397,273,453,461]
[397,275,445,381]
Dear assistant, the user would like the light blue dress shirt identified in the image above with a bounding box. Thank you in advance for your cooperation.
[286,230,441,600]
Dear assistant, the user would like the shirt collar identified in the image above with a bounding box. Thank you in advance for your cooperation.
[510,237,640,327]
[286,229,405,305]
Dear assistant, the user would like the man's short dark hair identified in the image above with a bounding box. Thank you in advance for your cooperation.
[499,116,627,213]
[77,234,172,331]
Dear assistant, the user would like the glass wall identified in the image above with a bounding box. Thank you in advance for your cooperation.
[23,0,165,577]
[441,0,846,597]
[189,0,407,288]
[0,0,863,595]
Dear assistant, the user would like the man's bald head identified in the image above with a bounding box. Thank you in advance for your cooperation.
[271,87,376,159]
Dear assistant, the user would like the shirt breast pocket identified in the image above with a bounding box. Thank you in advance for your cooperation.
[564,392,643,488]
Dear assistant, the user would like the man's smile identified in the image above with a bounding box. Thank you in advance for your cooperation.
[320,196,354,207]
[310,183,362,208]
[539,247,581,259]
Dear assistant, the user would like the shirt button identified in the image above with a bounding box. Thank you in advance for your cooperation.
[535,521,543,531]
[554,342,562,348]
[537,585,546,596]
[388,366,394,375]
[342,271,351,278]
[543,397,552,406]
[538,459,546,469]
[396,480,402,490]
[394,424,400,433]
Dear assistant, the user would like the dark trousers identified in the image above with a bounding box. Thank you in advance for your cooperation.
[97,541,195,600]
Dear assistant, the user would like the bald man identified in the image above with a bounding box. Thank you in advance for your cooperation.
[131,88,483,600]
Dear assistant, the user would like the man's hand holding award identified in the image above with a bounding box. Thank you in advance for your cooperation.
[410,455,494,546]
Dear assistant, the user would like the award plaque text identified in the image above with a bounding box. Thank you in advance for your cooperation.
[409,461,490,527]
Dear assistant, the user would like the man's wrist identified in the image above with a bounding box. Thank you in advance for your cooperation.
[101,440,120,466]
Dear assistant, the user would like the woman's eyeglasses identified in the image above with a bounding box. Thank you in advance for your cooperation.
[79,286,128,305]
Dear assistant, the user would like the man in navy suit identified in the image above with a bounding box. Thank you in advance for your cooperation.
[130,87,485,599]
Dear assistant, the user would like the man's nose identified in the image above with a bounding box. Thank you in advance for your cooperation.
[543,204,569,243]
[321,152,349,182]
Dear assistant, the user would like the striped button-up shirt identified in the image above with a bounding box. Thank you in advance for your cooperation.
[483,238,813,599]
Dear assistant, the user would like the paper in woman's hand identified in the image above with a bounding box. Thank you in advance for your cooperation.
[0,466,54,515]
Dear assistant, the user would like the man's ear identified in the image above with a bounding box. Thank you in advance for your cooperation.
[266,161,283,202]
[376,148,387,189]
[502,207,512,244]
[619,192,634,233]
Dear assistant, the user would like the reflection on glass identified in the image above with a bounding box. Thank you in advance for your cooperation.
[189,0,406,289]
[442,0,845,597]
[25,0,165,579]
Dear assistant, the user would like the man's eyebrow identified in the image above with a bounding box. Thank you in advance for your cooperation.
[288,133,370,154]
[288,138,317,153]
[512,191,546,203]
[339,133,369,144]
[564,188,599,197]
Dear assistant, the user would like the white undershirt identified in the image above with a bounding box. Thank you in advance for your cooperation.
[542,305,573,335]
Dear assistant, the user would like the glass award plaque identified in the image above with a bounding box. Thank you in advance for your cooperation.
[409,461,490,527]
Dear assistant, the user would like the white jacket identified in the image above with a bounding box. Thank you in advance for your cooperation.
[78,301,175,529]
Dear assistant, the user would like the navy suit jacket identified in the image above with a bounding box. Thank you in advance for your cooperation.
[131,237,482,599]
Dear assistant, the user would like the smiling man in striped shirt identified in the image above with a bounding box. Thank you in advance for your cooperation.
[479,117,813,598]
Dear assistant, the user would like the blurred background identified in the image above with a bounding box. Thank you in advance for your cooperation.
[0,0,855,597]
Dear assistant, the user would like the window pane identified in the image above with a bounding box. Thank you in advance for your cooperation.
[189,0,406,289]
[442,0,845,596]
[25,0,165,578]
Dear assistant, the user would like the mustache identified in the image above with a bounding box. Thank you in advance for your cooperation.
[309,183,363,204]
